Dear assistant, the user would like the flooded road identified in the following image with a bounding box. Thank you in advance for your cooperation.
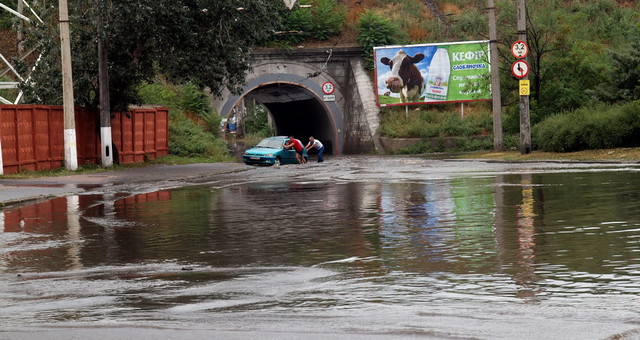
[1,156,640,339]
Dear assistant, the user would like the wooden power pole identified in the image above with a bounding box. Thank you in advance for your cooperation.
[487,0,502,151]
[517,0,531,154]
[59,0,78,170]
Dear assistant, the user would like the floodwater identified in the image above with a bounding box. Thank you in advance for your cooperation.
[1,158,640,339]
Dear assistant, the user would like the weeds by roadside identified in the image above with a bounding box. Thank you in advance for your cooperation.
[379,105,493,139]
[138,79,233,162]
[459,147,640,162]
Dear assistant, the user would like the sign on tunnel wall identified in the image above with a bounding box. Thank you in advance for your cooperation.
[374,40,491,107]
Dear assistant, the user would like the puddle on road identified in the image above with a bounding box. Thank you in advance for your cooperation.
[1,170,640,338]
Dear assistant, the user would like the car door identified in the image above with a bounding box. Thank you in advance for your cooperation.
[281,140,296,163]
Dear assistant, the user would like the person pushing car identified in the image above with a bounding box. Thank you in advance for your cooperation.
[283,135,306,164]
[305,136,324,163]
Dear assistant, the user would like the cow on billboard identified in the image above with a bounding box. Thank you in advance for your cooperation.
[379,50,425,103]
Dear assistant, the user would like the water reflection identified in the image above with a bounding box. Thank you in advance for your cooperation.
[513,174,539,299]
[1,171,640,334]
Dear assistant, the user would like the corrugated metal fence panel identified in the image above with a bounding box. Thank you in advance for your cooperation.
[143,109,156,159]
[1,105,169,174]
[17,107,36,171]
[111,112,122,161]
[118,112,135,164]
[155,108,169,158]
[108,108,170,164]
[107,108,170,164]
[34,106,61,170]
[75,107,100,165]
[133,110,145,162]
[1,107,18,173]
[48,108,65,168]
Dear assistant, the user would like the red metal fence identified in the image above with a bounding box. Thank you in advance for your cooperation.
[0,105,168,174]
[111,107,169,164]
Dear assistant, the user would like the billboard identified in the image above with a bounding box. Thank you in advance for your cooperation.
[374,40,491,107]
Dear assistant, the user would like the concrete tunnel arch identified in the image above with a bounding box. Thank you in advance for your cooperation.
[218,70,344,154]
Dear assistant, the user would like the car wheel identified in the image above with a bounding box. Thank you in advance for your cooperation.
[274,157,281,166]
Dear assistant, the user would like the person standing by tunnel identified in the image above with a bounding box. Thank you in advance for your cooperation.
[305,136,324,163]
[284,135,306,164]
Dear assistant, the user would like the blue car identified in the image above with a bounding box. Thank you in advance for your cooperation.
[243,136,309,166]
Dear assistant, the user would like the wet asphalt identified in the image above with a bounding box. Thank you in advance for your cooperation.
[3,156,640,340]
[2,155,638,207]
[0,162,248,206]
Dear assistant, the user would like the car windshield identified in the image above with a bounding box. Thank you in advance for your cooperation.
[256,139,284,149]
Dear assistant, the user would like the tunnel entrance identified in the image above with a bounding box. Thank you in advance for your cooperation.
[245,83,335,154]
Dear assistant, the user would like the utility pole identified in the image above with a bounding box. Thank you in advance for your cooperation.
[487,0,502,151]
[517,0,531,154]
[59,0,77,170]
[98,0,113,167]
[98,39,113,167]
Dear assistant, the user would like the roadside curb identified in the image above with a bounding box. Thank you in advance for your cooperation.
[449,158,640,164]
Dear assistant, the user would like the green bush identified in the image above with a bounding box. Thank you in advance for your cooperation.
[455,137,494,152]
[356,9,407,70]
[277,0,345,44]
[0,0,16,30]
[139,80,221,134]
[139,80,230,161]
[379,106,493,139]
[243,102,274,137]
[533,101,640,152]
[310,0,346,40]
[137,81,177,105]
[379,106,495,154]
[168,112,231,160]
[502,134,521,150]
[278,0,314,44]
[396,136,493,154]
[397,139,444,154]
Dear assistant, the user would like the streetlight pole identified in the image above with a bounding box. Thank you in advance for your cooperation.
[59,0,77,170]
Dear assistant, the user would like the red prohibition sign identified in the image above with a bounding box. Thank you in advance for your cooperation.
[322,82,335,95]
[511,60,530,79]
[511,40,529,59]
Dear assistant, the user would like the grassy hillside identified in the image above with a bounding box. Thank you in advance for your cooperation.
[306,0,483,47]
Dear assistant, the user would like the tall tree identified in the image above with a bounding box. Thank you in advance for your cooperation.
[19,0,285,111]
[495,0,638,124]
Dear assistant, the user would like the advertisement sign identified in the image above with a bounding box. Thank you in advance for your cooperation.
[374,40,491,107]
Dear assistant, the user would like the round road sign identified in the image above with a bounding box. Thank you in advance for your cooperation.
[511,60,530,79]
[322,82,335,95]
[511,40,529,59]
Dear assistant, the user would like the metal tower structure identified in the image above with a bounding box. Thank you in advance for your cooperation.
[0,0,43,104]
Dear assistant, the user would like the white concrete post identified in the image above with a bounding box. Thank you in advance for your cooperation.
[59,0,78,170]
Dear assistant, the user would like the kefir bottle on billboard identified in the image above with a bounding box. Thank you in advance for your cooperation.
[425,48,451,101]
